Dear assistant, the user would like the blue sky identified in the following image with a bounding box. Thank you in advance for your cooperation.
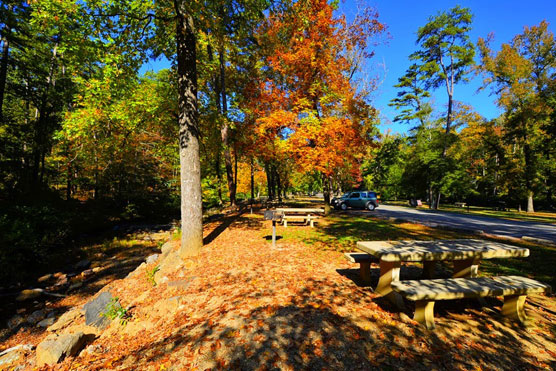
[339,0,556,134]
[141,1,556,134]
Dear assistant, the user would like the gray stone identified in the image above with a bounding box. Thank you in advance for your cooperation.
[38,274,53,283]
[37,318,56,328]
[0,344,33,367]
[83,291,113,329]
[69,282,83,291]
[146,254,159,265]
[81,269,94,278]
[7,315,25,330]
[36,332,87,366]
[75,259,91,270]
[26,310,46,325]
[48,309,82,332]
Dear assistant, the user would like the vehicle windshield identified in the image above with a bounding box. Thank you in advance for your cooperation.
[341,193,350,198]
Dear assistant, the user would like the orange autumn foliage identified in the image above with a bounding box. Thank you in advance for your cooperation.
[245,0,385,180]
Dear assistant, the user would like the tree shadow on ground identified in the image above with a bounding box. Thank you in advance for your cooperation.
[120,277,552,370]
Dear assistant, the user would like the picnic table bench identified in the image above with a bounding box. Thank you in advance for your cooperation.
[276,208,324,228]
[348,239,550,329]
[392,276,551,329]
[454,202,466,208]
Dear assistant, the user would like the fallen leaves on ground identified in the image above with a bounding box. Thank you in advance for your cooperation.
[2,211,555,370]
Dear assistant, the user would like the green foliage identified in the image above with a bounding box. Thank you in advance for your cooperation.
[146,265,160,287]
[102,297,130,326]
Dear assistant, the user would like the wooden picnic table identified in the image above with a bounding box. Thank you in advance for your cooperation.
[275,208,324,227]
[355,239,529,297]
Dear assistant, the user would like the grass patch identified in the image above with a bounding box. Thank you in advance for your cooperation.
[414,204,556,224]
[279,213,475,252]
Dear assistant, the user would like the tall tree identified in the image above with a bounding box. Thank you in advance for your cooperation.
[477,21,556,212]
[251,0,385,213]
[407,5,475,207]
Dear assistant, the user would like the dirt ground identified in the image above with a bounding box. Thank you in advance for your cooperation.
[1,210,555,370]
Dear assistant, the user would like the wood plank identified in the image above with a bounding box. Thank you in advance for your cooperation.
[356,239,529,262]
[391,276,551,301]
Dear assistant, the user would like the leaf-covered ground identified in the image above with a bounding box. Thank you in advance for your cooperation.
[2,209,555,370]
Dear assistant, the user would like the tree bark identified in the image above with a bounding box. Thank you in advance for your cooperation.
[523,140,535,213]
[322,173,332,215]
[0,35,9,121]
[175,5,203,258]
[265,162,273,200]
[250,159,255,200]
[219,48,236,207]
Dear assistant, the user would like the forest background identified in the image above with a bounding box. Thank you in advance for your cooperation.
[0,0,555,283]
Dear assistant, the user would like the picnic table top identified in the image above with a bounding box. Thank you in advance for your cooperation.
[355,239,529,262]
[275,208,324,214]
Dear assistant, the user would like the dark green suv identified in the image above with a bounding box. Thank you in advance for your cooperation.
[331,191,379,211]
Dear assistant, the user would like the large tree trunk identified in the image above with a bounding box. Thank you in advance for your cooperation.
[219,48,236,207]
[0,34,8,121]
[523,140,535,213]
[250,159,255,200]
[273,165,282,202]
[527,191,534,213]
[322,173,332,215]
[265,162,273,200]
[175,7,203,258]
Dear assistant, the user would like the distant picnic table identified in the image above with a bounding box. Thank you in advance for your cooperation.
[275,208,324,227]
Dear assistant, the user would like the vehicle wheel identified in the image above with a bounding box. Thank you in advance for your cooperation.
[366,202,375,211]
[340,203,348,211]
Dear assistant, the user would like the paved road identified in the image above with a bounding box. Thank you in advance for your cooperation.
[360,205,556,243]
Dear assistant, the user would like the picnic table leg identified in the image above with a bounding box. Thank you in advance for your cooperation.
[309,218,314,228]
[414,300,436,330]
[376,260,401,296]
[452,257,480,278]
[283,219,288,227]
[502,294,527,323]
[422,261,436,279]
[359,261,371,285]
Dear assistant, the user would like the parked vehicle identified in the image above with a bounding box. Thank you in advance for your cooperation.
[331,191,379,211]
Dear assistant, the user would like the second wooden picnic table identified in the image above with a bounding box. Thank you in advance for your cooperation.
[275,208,324,227]
[355,239,529,297]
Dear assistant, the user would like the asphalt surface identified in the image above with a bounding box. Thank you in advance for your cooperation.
[357,204,556,243]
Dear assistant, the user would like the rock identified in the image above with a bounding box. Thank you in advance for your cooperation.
[16,288,43,301]
[26,310,46,325]
[36,332,87,367]
[145,254,159,265]
[154,251,181,282]
[37,318,56,328]
[38,274,53,283]
[80,269,94,279]
[92,267,102,273]
[7,315,25,330]
[75,259,91,270]
[83,291,113,329]
[160,241,174,257]
[0,344,33,368]
[69,282,83,291]
[48,309,82,332]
